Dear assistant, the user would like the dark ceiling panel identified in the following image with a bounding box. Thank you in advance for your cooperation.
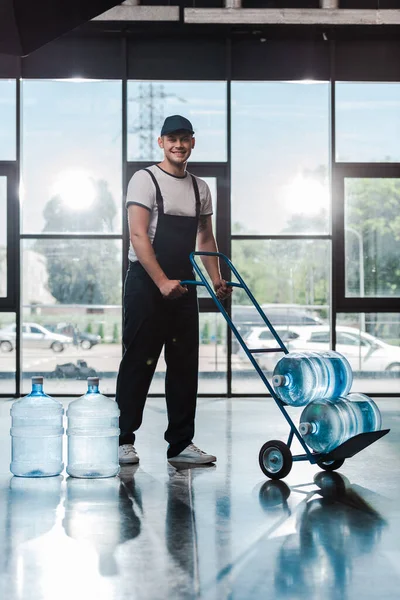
[335,39,400,80]
[0,0,121,56]
[128,38,227,80]
[21,36,123,79]
[232,38,330,80]
[0,54,20,78]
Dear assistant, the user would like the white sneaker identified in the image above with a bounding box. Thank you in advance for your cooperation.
[168,444,216,465]
[119,444,139,464]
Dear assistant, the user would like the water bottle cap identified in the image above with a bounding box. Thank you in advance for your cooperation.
[87,377,99,386]
[299,422,312,435]
[32,376,44,385]
[272,374,286,387]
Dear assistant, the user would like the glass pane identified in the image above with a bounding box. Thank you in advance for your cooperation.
[231,82,330,235]
[231,239,330,393]
[0,313,16,395]
[336,83,400,163]
[0,177,6,297]
[345,178,400,297]
[337,313,400,393]
[22,240,122,394]
[0,80,16,160]
[149,312,227,395]
[22,80,122,234]
[127,81,227,162]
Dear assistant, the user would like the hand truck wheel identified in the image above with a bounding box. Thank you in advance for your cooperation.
[317,458,345,472]
[259,440,293,480]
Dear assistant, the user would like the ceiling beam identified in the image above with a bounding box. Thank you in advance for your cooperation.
[184,8,400,26]
[94,2,179,22]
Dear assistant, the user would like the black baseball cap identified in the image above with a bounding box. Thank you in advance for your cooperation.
[160,115,194,136]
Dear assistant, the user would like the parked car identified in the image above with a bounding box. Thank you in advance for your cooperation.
[231,304,325,354]
[45,323,101,350]
[0,322,73,353]
[241,325,400,373]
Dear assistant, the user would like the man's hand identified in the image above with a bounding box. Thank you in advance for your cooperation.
[159,279,188,300]
[213,278,232,300]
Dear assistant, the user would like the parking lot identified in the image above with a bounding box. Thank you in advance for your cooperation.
[0,341,398,395]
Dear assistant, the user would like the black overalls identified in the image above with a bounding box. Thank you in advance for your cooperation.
[116,168,201,458]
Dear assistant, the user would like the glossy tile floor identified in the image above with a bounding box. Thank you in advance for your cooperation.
[0,396,399,600]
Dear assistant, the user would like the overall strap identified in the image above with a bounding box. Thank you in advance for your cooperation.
[190,174,201,219]
[144,168,164,215]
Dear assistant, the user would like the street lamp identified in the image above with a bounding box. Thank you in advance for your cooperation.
[346,227,366,370]
[346,226,364,303]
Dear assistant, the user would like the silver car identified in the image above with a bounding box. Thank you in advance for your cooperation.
[242,325,400,373]
[0,322,73,353]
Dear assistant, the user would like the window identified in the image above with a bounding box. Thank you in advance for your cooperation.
[336,83,400,162]
[22,239,123,395]
[259,330,274,340]
[0,177,6,297]
[30,326,43,334]
[0,312,16,394]
[345,178,400,298]
[231,239,330,393]
[0,80,16,160]
[231,81,330,235]
[22,80,122,234]
[310,332,330,343]
[336,313,400,391]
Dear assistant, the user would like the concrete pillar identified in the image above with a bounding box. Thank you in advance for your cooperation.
[321,0,339,8]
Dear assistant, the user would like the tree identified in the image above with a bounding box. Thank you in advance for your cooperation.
[232,222,329,308]
[201,322,210,344]
[35,179,121,305]
[112,322,120,344]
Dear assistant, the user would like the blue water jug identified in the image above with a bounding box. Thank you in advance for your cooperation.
[299,393,382,454]
[10,376,64,477]
[66,377,120,478]
[319,350,353,398]
[272,351,352,407]
[345,392,382,434]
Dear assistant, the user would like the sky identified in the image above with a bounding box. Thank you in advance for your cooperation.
[1,79,400,242]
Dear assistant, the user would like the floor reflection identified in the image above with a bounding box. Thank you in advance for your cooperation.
[0,395,397,600]
[261,472,386,600]
[2,476,63,598]
[62,467,142,576]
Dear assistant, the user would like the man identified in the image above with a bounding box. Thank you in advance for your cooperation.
[116,115,231,466]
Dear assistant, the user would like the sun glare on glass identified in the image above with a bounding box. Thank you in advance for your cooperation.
[52,170,96,211]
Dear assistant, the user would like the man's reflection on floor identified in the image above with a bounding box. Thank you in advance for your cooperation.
[165,463,216,597]
[259,472,386,600]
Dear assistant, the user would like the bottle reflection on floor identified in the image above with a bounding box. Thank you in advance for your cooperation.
[62,467,141,577]
[8,475,63,546]
[259,472,386,600]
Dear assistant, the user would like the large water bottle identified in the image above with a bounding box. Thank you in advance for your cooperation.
[272,351,352,406]
[345,392,382,434]
[319,350,353,398]
[66,377,120,478]
[10,376,64,477]
[299,393,382,454]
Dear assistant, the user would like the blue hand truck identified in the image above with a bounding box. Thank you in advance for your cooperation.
[182,251,390,480]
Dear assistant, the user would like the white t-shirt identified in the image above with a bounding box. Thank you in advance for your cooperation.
[126,164,213,263]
